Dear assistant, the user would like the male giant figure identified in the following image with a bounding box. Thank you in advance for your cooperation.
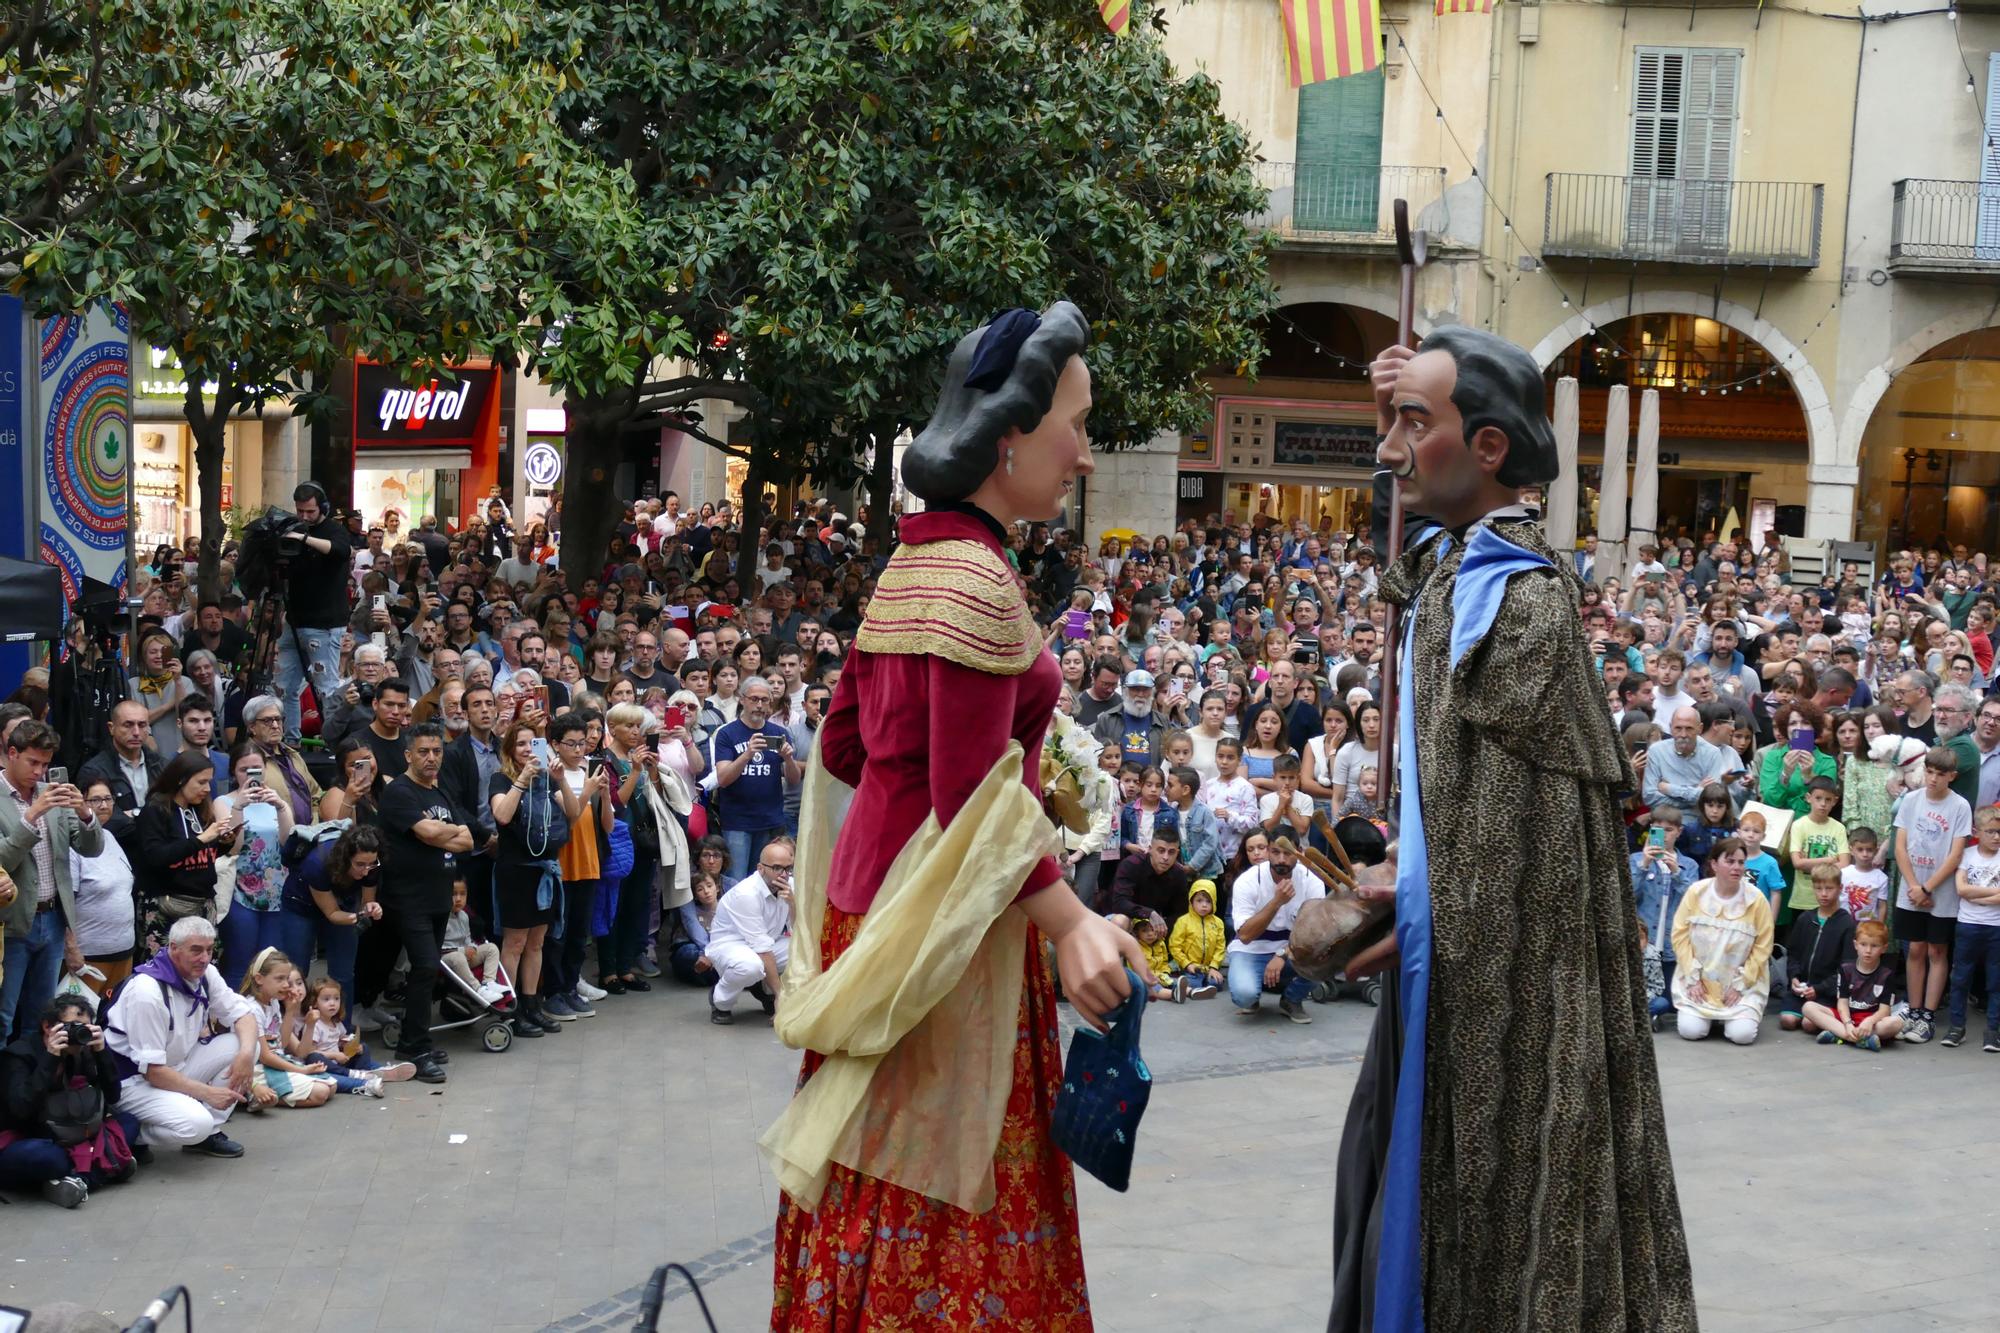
[1330,328,1696,1333]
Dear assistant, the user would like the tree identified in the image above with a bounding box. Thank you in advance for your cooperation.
[13,0,663,601]
[529,0,1273,588]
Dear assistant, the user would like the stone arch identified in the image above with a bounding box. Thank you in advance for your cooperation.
[1269,279,1435,337]
[1836,308,2000,470]
[1526,290,1837,476]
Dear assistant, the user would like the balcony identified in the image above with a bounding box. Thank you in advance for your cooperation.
[1888,179,2000,279]
[1251,163,1449,251]
[1542,173,1823,268]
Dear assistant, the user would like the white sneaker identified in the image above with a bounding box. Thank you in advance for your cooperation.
[476,982,509,1006]
[350,1077,385,1098]
[576,980,609,1002]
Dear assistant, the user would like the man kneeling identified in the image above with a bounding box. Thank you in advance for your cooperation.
[707,839,794,1025]
[102,917,260,1158]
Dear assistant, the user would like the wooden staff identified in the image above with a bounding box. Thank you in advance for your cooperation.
[1378,200,1427,806]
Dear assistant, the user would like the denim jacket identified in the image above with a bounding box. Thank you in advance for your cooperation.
[1117,801,1180,856]
[1631,850,1697,948]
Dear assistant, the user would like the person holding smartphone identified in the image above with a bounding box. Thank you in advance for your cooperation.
[212,746,298,987]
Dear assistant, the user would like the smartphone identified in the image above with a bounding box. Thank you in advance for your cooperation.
[373,594,387,614]
[1647,826,1666,851]
[242,768,264,791]
[534,685,550,714]
[531,738,552,767]
[1063,608,1089,639]
[1789,725,1816,752]
[46,766,66,787]
[662,704,687,733]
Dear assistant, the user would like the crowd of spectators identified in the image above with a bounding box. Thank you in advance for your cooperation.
[5,474,1996,1210]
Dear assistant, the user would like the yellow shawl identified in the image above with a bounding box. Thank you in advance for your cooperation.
[759,741,1058,1216]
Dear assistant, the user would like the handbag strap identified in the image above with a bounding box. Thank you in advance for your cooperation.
[1107,968,1148,1053]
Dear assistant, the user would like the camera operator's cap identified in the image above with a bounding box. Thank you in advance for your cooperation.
[1124,669,1156,689]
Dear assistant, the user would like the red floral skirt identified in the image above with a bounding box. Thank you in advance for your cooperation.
[770,905,1093,1331]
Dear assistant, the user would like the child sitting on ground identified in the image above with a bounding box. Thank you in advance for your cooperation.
[1736,811,1787,917]
[1777,864,1855,1033]
[1169,879,1226,999]
[441,878,508,1005]
[1129,912,1189,1003]
[1839,827,1889,925]
[238,949,377,1104]
[1802,919,1903,1049]
[302,977,417,1082]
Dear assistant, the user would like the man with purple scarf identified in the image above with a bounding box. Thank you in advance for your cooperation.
[102,916,259,1158]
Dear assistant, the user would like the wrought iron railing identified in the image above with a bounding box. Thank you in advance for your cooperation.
[1890,179,2000,265]
[1251,163,1447,240]
[1542,173,1823,267]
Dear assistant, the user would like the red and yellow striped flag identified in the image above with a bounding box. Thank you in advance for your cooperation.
[1435,0,1495,14]
[1099,0,1131,34]
[1279,0,1382,87]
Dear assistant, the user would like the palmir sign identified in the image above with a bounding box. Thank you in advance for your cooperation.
[352,361,498,450]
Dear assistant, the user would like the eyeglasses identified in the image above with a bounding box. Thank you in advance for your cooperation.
[758,862,794,877]
[558,738,587,749]
[251,715,282,727]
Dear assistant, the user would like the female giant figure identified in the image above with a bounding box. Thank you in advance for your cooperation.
[763,303,1146,1330]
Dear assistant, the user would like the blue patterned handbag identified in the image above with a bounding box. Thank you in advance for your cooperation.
[1050,969,1151,1192]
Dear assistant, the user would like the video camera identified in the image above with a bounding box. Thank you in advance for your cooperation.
[237,507,310,601]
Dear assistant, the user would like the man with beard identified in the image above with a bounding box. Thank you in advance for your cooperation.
[1090,669,1170,768]
[1330,328,1694,1333]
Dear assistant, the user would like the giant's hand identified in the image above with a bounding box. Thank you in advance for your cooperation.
[1342,857,1401,980]
[1022,886,1156,1033]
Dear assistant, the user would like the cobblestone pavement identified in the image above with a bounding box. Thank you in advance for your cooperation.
[5,983,2000,1332]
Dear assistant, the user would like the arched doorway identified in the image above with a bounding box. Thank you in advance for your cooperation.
[1541,313,1811,547]
[1197,301,1397,533]
[1853,329,2000,552]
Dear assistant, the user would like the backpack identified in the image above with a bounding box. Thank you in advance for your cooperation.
[281,818,352,869]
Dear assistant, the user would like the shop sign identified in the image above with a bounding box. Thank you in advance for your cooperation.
[137,346,219,400]
[1270,418,1378,471]
[524,440,562,487]
[1178,473,1213,502]
[353,362,497,448]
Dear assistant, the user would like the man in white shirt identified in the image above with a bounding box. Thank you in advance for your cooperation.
[1649,648,1696,729]
[102,917,260,1157]
[1227,836,1327,1023]
[706,839,796,1024]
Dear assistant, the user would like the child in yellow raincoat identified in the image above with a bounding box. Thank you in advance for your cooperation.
[1170,878,1227,999]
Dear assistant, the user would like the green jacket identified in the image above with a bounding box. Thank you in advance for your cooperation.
[0,783,104,939]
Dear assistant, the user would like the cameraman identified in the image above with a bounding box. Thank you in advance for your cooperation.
[273,483,353,743]
[0,995,138,1207]
[321,643,392,747]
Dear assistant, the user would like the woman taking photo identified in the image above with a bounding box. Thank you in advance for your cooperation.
[133,752,235,958]
[277,824,386,1013]
[489,721,569,1037]
[1670,837,1775,1045]
[1758,700,1837,818]
[317,737,379,824]
[0,995,138,1208]
[600,703,671,994]
[213,744,298,985]
[69,780,136,993]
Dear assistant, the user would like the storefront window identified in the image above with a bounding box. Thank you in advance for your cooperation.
[1547,315,1786,398]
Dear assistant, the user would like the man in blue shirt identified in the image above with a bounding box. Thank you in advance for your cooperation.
[709,678,802,881]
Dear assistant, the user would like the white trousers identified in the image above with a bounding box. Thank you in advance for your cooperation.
[709,938,788,1010]
[119,1032,244,1147]
[1677,1008,1760,1045]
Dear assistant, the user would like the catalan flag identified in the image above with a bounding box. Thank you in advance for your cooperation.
[1099,0,1131,34]
[1280,0,1382,87]
[1435,0,1495,13]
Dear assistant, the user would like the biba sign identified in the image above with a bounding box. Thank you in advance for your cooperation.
[352,361,498,449]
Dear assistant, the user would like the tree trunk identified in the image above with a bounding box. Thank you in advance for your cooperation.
[562,393,628,595]
[736,442,767,586]
[866,422,897,551]
[184,375,240,605]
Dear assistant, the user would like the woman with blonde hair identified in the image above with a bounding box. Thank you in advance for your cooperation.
[488,720,572,1036]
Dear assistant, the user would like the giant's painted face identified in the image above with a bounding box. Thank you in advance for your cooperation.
[1375,348,1507,526]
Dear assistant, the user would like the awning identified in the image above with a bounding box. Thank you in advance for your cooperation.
[353,449,473,470]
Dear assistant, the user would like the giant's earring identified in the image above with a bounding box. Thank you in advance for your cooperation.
[1005,447,1017,476]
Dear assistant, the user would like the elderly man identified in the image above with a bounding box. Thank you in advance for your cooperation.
[321,643,393,746]
[705,837,795,1025]
[1933,683,1982,807]
[1092,668,1170,768]
[0,721,102,1039]
[1644,708,1727,818]
[101,917,259,1157]
[710,678,802,881]
[77,702,164,823]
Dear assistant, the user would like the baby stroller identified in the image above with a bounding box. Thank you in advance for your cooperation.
[378,957,518,1054]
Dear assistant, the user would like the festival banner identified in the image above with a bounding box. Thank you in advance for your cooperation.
[1434,0,1495,14]
[32,304,130,613]
[1280,0,1381,87]
[1098,0,1130,34]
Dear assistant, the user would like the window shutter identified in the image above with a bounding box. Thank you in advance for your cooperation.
[1978,51,2000,257]
[1630,46,1739,257]
[1295,70,1385,232]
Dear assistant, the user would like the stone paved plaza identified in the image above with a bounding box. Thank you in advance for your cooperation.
[5,983,2000,1333]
